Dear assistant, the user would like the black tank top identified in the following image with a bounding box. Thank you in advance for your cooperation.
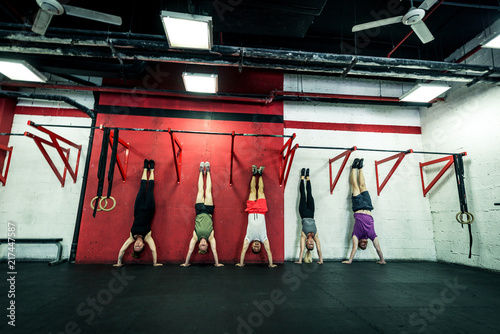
[131,208,153,237]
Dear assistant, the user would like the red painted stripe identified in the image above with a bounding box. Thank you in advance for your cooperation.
[284,120,421,134]
[15,106,90,118]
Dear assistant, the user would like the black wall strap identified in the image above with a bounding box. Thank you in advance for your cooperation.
[453,154,473,259]
[94,128,110,217]
[107,129,119,198]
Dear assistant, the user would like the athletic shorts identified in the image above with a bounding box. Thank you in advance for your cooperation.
[352,191,374,212]
[195,203,215,215]
[245,198,268,214]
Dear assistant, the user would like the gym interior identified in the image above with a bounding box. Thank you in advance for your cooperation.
[1,1,500,333]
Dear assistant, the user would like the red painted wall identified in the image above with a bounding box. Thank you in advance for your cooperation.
[76,90,286,264]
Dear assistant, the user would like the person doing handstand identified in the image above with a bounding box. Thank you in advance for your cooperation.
[181,162,223,267]
[114,160,162,267]
[295,168,323,264]
[342,158,386,265]
[236,165,276,268]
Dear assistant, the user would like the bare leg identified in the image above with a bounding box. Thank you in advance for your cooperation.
[350,168,360,196]
[358,168,367,193]
[149,169,154,181]
[141,168,148,180]
[257,176,265,199]
[204,170,213,205]
[248,175,257,201]
[196,171,204,204]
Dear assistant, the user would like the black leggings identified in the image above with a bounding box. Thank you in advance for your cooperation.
[299,179,314,219]
[134,180,155,214]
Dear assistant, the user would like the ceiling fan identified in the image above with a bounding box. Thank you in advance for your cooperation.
[352,0,438,44]
[32,0,122,36]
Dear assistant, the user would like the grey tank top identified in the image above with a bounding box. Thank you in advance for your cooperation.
[301,218,317,236]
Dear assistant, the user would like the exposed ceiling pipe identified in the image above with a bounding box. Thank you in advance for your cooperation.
[0,29,498,83]
[0,81,435,107]
[0,90,95,118]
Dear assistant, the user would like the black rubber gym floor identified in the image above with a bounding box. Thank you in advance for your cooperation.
[2,262,499,334]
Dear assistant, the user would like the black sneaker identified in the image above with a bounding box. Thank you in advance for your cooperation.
[305,168,310,177]
[144,159,149,169]
[357,158,364,169]
[301,168,305,177]
[352,158,360,169]
[149,160,155,170]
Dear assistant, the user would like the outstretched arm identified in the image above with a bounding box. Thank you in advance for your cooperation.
[236,239,250,267]
[314,234,323,264]
[263,239,277,268]
[113,234,134,266]
[209,232,224,267]
[181,231,198,267]
[144,233,162,266]
[372,237,386,264]
[342,236,358,264]
[294,233,306,264]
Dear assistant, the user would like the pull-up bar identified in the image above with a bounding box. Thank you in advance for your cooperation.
[0,133,25,136]
[25,121,82,187]
[28,122,295,186]
[305,145,466,196]
[27,122,294,138]
[300,145,465,156]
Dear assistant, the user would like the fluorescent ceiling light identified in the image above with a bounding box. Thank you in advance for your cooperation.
[0,59,47,82]
[482,33,500,48]
[182,72,218,94]
[400,83,450,103]
[161,11,213,50]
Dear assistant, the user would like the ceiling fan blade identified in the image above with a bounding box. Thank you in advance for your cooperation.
[411,20,434,43]
[32,9,53,35]
[352,16,403,32]
[62,5,122,26]
[418,0,438,11]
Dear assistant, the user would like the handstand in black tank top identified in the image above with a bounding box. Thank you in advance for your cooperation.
[114,160,162,267]
[295,168,323,264]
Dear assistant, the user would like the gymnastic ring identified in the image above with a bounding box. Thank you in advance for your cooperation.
[90,196,104,211]
[456,212,474,224]
[99,196,116,212]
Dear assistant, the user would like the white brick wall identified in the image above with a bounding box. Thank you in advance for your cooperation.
[0,114,92,261]
[284,74,437,262]
[420,83,500,271]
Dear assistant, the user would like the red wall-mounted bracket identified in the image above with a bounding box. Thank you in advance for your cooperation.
[419,155,455,197]
[329,146,357,194]
[108,130,130,182]
[25,121,82,187]
[375,149,413,196]
[279,133,298,189]
[168,128,183,184]
[0,144,13,186]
